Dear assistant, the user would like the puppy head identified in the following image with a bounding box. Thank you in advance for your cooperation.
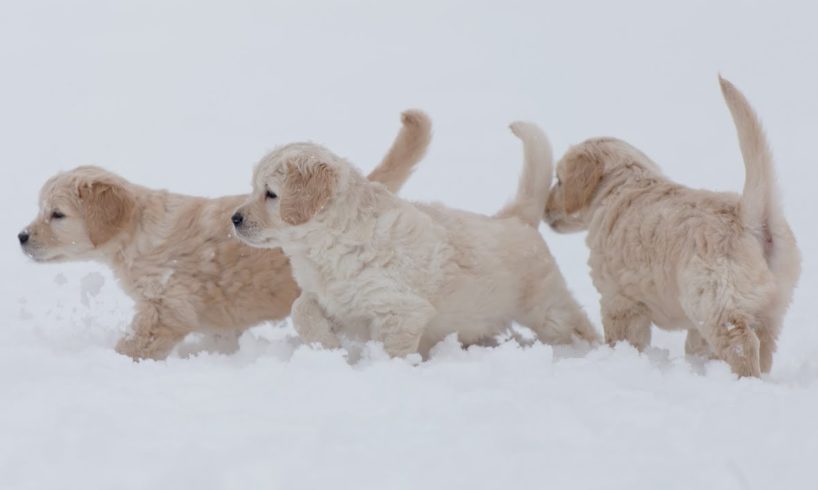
[19,166,135,262]
[545,138,659,232]
[544,142,605,232]
[232,143,347,248]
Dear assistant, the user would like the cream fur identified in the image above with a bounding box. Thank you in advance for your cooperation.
[19,110,432,360]
[544,77,801,377]
[234,122,598,358]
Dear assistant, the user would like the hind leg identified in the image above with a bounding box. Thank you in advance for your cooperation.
[518,276,599,345]
[601,295,652,351]
[699,315,761,377]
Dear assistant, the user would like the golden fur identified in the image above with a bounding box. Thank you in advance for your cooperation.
[19,110,432,360]
[280,162,336,226]
[233,123,598,358]
[544,77,801,376]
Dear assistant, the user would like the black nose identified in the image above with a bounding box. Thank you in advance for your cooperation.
[231,212,244,227]
[18,231,29,245]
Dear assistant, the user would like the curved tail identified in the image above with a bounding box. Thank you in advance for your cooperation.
[367,109,432,193]
[720,76,800,292]
[495,122,553,227]
[719,76,781,239]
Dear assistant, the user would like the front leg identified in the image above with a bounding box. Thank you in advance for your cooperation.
[600,294,652,351]
[116,305,189,360]
[291,293,341,349]
[370,297,435,358]
[684,329,717,359]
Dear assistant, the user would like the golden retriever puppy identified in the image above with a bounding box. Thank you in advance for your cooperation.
[544,77,801,377]
[18,111,432,360]
[232,122,598,358]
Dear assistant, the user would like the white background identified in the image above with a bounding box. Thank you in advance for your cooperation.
[1,1,816,489]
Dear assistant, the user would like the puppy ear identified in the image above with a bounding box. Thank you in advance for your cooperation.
[280,162,336,225]
[562,153,603,214]
[79,181,133,246]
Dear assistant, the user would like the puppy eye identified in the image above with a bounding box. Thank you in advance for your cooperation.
[51,210,65,219]
[265,190,277,200]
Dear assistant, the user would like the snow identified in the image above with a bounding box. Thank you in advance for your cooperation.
[79,272,105,307]
[2,1,818,489]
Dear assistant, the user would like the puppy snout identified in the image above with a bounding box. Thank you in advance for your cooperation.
[18,230,30,245]
[231,212,244,227]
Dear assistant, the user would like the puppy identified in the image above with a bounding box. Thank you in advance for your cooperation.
[19,111,432,360]
[232,122,598,358]
[544,77,801,376]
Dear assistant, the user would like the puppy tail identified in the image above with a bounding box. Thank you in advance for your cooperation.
[495,122,553,227]
[719,76,783,241]
[720,76,801,300]
[367,109,432,193]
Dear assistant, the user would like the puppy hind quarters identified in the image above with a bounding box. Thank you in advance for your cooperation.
[366,109,433,193]
[678,262,766,377]
[496,122,553,227]
[701,314,761,378]
[689,308,778,374]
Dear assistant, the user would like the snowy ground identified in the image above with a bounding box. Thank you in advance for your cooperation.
[2,1,817,489]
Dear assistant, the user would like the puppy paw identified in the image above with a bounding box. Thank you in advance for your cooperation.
[115,333,174,361]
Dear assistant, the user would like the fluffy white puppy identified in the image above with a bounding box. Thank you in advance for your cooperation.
[233,123,598,358]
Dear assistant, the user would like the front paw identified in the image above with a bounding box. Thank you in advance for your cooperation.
[115,334,172,361]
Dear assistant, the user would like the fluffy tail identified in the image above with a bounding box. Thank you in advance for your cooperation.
[495,122,553,227]
[719,76,783,240]
[720,76,800,295]
[367,109,432,193]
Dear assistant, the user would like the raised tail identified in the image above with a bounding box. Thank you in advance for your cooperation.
[366,109,432,193]
[495,122,553,227]
[721,76,800,291]
[719,76,783,240]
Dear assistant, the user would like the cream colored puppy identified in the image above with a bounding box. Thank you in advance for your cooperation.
[544,78,800,377]
[233,123,598,358]
[18,111,432,360]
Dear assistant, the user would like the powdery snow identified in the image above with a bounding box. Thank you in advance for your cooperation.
[1,1,817,489]
[79,272,105,307]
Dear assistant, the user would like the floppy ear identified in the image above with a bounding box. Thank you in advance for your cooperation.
[79,181,134,246]
[280,162,336,225]
[562,153,603,214]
